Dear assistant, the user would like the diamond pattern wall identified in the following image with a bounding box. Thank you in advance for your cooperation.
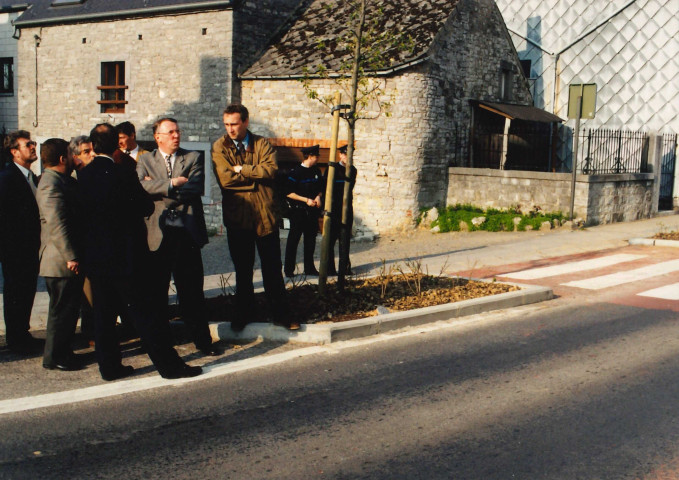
[495,0,679,132]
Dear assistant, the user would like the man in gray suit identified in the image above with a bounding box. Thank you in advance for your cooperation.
[37,138,84,371]
[137,118,221,356]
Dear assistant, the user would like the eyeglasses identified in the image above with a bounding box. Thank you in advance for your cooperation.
[156,130,181,136]
[17,141,36,148]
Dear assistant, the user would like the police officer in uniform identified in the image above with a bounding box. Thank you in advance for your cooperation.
[284,145,323,276]
[326,144,357,276]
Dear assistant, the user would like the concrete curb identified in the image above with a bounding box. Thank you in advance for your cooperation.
[629,238,679,247]
[208,283,554,345]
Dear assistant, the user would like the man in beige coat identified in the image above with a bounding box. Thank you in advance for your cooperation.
[212,104,295,331]
[37,138,84,371]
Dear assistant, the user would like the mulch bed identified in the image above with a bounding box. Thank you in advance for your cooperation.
[652,232,679,241]
[193,274,519,325]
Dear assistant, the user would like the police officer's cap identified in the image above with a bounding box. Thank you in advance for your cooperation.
[301,144,320,157]
[338,144,348,154]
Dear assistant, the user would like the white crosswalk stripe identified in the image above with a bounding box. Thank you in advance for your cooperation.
[637,283,679,300]
[502,254,646,280]
[561,259,679,290]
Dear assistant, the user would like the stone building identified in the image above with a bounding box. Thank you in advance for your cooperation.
[12,0,300,229]
[240,0,533,235]
[13,0,539,235]
[0,1,29,133]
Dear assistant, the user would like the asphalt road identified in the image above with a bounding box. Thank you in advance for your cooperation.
[2,286,679,479]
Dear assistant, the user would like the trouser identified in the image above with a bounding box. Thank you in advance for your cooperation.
[89,271,185,378]
[284,209,319,274]
[43,276,83,365]
[327,215,353,275]
[148,227,212,350]
[1,255,38,346]
[226,227,289,323]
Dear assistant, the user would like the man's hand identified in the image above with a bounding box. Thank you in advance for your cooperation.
[144,176,152,181]
[171,176,188,187]
[67,260,79,274]
[233,165,243,174]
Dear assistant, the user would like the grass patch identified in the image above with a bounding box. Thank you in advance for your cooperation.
[426,204,567,233]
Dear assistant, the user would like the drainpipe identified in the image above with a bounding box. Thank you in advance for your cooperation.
[32,32,40,128]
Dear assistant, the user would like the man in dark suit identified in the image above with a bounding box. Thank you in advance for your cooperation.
[0,130,42,354]
[37,138,84,371]
[79,123,202,381]
[137,117,221,356]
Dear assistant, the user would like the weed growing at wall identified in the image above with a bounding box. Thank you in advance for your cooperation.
[426,204,567,233]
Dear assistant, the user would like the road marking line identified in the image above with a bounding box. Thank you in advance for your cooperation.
[502,254,646,280]
[637,283,679,300]
[562,259,679,290]
[0,305,538,416]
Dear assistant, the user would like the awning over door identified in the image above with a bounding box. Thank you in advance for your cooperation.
[474,101,564,123]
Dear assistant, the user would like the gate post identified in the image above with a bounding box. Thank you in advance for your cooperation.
[647,134,662,216]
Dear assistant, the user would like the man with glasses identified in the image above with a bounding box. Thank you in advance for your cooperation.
[0,130,43,354]
[137,118,221,357]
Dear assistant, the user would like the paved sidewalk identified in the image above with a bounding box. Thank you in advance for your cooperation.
[2,212,679,336]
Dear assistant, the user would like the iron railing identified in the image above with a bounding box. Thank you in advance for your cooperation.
[577,128,647,174]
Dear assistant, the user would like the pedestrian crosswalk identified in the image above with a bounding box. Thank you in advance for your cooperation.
[499,253,679,301]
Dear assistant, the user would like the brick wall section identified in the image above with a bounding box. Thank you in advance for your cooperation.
[241,0,532,235]
[447,167,656,225]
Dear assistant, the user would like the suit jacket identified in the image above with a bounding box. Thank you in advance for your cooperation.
[112,149,138,174]
[0,162,40,263]
[134,147,149,161]
[137,147,208,251]
[37,169,83,278]
[77,156,154,277]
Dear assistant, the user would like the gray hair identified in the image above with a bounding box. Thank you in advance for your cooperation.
[68,135,90,158]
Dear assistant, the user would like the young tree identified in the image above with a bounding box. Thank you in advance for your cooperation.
[301,0,415,287]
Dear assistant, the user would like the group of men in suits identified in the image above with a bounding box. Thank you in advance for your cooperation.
[0,120,220,381]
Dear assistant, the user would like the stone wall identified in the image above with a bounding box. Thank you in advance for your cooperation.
[0,11,21,132]
[447,167,656,225]
[241,0,533,235]
[17,10,234,142]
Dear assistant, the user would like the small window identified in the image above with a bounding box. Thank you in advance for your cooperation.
[499,61,514,101]
[97,61,128,113]
[0,58,13,95]
[520,59,532,79]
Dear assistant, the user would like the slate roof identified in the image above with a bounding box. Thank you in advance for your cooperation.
[14,0,233,27]
[242,0,460,79]
[0,0,30,12]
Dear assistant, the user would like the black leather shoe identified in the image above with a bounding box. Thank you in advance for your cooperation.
[43,360,84,371]
[198,343,223,356]
[101,365,134,381]
[161,364,202,379]
[9,336,45,355]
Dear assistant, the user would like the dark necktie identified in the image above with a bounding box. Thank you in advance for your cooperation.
[164,154,172,178]
[27,172,37,196]
[237,142,245,155]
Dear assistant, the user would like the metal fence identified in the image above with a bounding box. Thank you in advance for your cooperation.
[577,128,647,174]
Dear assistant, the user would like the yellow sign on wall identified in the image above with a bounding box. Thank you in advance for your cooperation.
[568,83,597,119]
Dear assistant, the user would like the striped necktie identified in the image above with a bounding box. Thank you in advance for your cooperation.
[164,154,172,178]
